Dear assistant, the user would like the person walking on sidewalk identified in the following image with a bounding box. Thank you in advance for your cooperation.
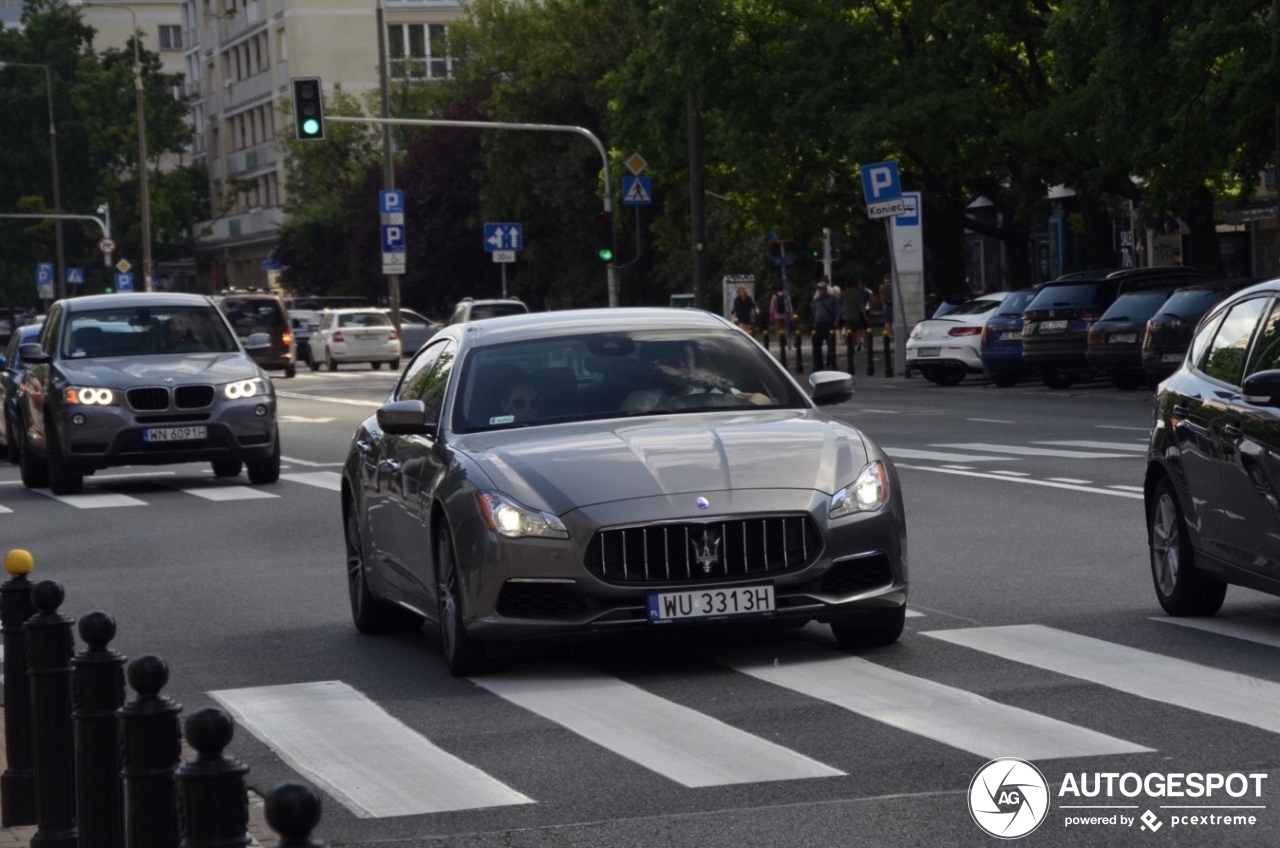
[811,278,841,371]
[769,287,792,335]
[842,279,872,352]
[730,285,758,333]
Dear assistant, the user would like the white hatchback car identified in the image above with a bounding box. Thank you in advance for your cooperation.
[307,308,403,371]
[905,292,1009,385]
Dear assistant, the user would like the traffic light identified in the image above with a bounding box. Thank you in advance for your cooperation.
[292,77,325,141]
[594,211,614,262]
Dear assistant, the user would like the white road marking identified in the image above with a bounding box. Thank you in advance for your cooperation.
[989,470,1031,477]
[905,609,925,618]
[1036,440,1148,451]
[274,391,382,407]
[35,490,146,508]
[280,471,342,491]
[1047,477,1092,485]
[895,464,1143,498]
[168,481,279,501]
[212,681,533,817]
[0,504,12,513]
[924,624,1280,735]
[940,465,976,471]
[712,644,1149,760]
[1096,425,1150,431]
[474,666,844,788]
[1107,485,1145,493]
[884,448,1014,463]
[279,416,337,423]
[280,455,342,468]
[1152,615,1280,649]
[967,418,1014,424]
[934,442,1141,459]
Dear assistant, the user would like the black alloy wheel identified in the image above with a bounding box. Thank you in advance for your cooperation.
[45,414,83,496]
[211,459,243,478]
[326,348,338,372]
[246,432,281,485]
[1148,477,1226,616]
[436,528,489,677]
[344,501,423,634]
[830,606,906,649]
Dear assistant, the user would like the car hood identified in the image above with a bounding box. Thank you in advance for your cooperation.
[454,410,873,514]
[57,353,261,385]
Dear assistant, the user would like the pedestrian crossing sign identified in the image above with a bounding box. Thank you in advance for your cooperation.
[623,175,652,206]
[67,268,85,285]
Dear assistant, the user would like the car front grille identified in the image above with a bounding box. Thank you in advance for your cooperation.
[127,385,215,412]
[584,515,820,585]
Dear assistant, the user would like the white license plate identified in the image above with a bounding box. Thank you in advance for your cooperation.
[1039,320,1069,331]
[916,347,941,357]
[1000,331,1022,341]
[1162,353,1183,363]
[143,426,207,443]
[648,584,775,623]
[1108,333,1137,344]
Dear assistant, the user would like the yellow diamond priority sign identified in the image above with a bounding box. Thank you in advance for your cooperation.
[116,259,132,273]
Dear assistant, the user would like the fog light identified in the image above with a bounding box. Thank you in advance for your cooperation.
[72,413,86,426]
[255,405,268,417]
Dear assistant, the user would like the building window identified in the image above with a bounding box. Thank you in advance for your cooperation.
[387,23,452,80]
[159,25,182,51]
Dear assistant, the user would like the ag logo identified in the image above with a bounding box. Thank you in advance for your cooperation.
[968,757,1050,839]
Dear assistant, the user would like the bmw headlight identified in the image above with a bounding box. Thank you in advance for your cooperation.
[64,387,115,405]
[829,461,890,518]
[478,491,569,539]
[223,378,267,399]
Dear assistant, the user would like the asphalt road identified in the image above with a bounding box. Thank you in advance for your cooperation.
[3,367,1279,847]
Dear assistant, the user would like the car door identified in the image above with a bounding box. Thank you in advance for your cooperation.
[19,304,65,453]
[1216,296,1280,576]
[1182,295,1270,564]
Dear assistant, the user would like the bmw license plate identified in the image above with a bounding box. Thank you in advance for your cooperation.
[916,347,941,357]
[1108,333,1137,344]
[143,426,207,443]
[1039,320,1069,331]
[648,584,775,623]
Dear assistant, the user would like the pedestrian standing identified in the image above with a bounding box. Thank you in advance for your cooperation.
[811,278,841,371]
[879,273,895,340]
[842,279,871,352]
[769,288,792,334]
[730,285,758,333]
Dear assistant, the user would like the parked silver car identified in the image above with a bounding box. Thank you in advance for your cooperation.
[17,293,280,495]
[342,307,908,675]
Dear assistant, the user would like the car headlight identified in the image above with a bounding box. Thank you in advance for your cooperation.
[223,378,267,399]
[477,491,569,539]
[64,387,115,405]
[829,461,890,518]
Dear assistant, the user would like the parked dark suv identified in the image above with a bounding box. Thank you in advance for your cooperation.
[216,289,296,378]
[1141,278,1261,390]
[1022,266,1210,388]
[1084,287,1181,390]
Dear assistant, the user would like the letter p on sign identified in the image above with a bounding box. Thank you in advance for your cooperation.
[860,160,902,202]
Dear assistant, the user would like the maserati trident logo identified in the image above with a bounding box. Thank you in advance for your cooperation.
[690,529,722,574]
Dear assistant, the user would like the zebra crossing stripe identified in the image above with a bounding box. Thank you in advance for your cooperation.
[474,666,844,787]
[211,681,533,817]
[167,481,279,501]
[36,490,146,508]
[924,624,1280,735]
[934,443,1139,459]
[1152,615,1280,650]
[713,643,1149,760]
[279,471,342,491]
[1036,440,1148,452]
[884,448,1014,463]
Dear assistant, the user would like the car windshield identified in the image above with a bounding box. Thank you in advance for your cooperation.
[1155,288,1229,322]
[1098,290,1173,322]
[62,305,238,359]
[454,329,808,432]
[996,290,1039,316]
[1027,283,1101,309]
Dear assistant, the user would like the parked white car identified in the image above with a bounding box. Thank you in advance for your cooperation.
[905,292,1009,385]
[307,308,402,371]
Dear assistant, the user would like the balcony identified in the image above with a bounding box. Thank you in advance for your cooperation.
[224,141,278,178]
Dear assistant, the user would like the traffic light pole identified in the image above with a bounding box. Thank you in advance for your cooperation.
[327,115,618,306]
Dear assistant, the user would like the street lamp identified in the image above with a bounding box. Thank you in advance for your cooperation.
[68,0,153,292]
[0,61,65,300]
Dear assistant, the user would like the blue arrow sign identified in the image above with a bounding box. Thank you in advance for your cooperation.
[484,223,522,251]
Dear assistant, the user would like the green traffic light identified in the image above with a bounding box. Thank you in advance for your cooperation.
[598,247,614,262]
[302,119,320,136]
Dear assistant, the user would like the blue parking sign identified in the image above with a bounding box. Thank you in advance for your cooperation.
[860,160,906,219]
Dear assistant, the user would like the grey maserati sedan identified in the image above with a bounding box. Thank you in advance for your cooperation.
[342,307,908,675]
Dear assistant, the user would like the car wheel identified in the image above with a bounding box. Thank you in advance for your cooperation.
[1148,477,1226,616]
[345,502,423,634]
[830,606,905,649]
[1112,372,1143,391]
[326,350,338,372]
[308,356,320,372]
[284,363,296,379]
[1041,369,1075,389]
[436,527,489,677]
[390,359,400,370]
[46,416,83,496]
[246,433,281,485]
[371,362,382,371]
[211,459,243,478]
[19,420,48,489]
[4,413,18,465]
[989,373,1020,388]
[920,367,964,387]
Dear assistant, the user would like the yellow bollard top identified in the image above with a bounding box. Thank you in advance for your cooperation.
[5,548,34,577]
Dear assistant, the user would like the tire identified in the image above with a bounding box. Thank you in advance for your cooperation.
[46,417,83,496]
[284,363,297,379]
[1112,372,1143,391]
[436,528,489,677]
[371,362,382,371]
[4,413,19,465]
[246,433,281,485]
[345,502,423,634]
[211,459,243,478]
[831,606,905,649]
[308,357,320,372]
[1041,369,1075,389]
[326,350,338,372]
[1148,477,1226,616]
[389,359,400,371]
[920,367,965,387]
[19,421,48,489]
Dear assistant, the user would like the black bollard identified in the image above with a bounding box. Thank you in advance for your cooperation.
[1,549,38,826]
[778,329,787,368]
[794,330,805,374]
[25,579,78,848]
[73,611,127,848]
[761,329,770,352]
[265,783,325,848]
[883,333,894,377]
[176,707,250,848]
[866,333,875,376]
[844,330,855,372]
[119,655,183,848]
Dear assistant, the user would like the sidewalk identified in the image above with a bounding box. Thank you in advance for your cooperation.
[0,710,277,846]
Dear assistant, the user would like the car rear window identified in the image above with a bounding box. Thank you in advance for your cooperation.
[338,312,392,328]
[1026,283,1102,309]
[1098,291,1173,322]
[223,299,284,329]
[470,303,529,321]
[1154,288,1230,322]
[996,290,1039,316]
[946,297,1004,317]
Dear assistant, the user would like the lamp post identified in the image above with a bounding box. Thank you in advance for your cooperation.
[69,0,152,292]
[1,61,65,300]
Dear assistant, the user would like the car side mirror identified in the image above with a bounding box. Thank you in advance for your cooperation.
[809,370,855,406]
[18,343,49,364]
[1242,369,1280,406]
[242,332,271,351]
[376,399,438,435]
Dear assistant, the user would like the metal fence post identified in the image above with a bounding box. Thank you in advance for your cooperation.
[265,783,325,848]
[73,611,127,848]
[1,549,38,826]
[176,707,250,848]
[25,579,77,848]
[119,654,182,848]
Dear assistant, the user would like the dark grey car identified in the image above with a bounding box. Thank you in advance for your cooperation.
[342,307,908,676]
[18,293,280,495]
